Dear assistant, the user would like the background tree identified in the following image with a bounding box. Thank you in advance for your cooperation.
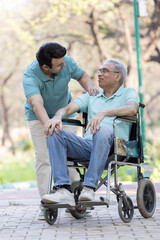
[0,0,159,151]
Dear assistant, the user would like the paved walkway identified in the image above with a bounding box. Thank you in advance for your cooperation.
[0,182,160,240]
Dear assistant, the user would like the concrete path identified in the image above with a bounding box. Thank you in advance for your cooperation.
[0,182,160,240]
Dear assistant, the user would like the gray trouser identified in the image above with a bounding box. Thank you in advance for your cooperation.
[28,120,79,198]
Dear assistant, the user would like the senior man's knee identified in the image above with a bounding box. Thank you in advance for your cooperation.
[47,130,62,143]
[94,126,113,142]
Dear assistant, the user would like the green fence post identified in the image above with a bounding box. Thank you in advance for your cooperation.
[133,0,146,145]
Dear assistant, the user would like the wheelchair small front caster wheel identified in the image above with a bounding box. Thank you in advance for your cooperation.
[69,207,86,219]
[44,208,58,225]
[137,179,156,218]
[118,196,134,223]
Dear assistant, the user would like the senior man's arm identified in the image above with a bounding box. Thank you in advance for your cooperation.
[44,102,80,137]
[86,101,138,134]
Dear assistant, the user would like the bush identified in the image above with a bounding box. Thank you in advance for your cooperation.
[146,142,160,182]
[17,137,34,151]
[101,166,137,183]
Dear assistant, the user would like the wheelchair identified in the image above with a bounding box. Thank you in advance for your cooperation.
[42,103,156,225]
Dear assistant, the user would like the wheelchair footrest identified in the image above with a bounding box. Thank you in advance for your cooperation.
[42,202,76,209]
[41,200,109,209]
[77,200,109,208]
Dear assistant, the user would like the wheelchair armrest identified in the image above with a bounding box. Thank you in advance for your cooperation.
[114,102,145,124]
[62,118,85,127]
[114,116,137,124]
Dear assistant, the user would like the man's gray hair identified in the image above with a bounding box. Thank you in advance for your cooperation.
[104,59,128,85]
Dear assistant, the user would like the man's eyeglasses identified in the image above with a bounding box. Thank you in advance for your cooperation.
[97,68,119,74]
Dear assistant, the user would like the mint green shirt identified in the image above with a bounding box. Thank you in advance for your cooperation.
[22,55,84,120]
[74,86,138,141]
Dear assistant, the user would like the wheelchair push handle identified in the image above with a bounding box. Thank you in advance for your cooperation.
[139,102,145,108]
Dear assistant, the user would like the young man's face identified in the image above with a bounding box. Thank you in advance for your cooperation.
[48,57,66,74]
[98,62,119,89]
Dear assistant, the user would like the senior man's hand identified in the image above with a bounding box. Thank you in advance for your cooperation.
[44,117,62,137]
[85,111,105,134]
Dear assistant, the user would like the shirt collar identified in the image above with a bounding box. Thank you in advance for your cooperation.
[97,90,104,97]
[114,86,124,96]
[97,86,124,98]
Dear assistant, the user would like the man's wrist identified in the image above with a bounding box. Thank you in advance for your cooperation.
[43,118,50,125]
[102,110,108,117]
[53,115,62,121]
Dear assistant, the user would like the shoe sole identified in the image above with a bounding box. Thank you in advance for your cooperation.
[42,197,58,204]
[38,216,45,220]
[42,197,75,206]
[79,196,94,201]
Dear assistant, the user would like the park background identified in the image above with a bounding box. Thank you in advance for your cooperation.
[0,0,160,187]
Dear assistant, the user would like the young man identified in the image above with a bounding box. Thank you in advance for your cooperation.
[22,42,98,218]
[42,59,138,205]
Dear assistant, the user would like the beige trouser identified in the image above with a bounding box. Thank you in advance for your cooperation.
[28,120,79,198]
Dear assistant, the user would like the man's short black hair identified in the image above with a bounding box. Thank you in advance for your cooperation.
[36,42,66,68]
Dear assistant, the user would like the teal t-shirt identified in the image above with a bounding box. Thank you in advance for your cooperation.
[22,55,84,120]
[74,86,138,141]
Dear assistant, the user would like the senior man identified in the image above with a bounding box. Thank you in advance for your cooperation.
[42,58,138,205]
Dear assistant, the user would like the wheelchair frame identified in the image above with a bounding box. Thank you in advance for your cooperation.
[42,103,156,224]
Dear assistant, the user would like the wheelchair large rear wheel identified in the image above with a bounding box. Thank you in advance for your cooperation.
[44,208,58,225]
[137,179,156,218]
[118,196,134,223]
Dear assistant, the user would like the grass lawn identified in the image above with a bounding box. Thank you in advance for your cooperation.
[0,152,137,185]
[0,129,158,185]
[0,151,36,184]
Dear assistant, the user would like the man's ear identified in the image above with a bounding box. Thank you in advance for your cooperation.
[41,64,50,71]
[115,72,122,83]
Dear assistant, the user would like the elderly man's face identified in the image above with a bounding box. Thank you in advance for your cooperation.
[98,62,119,89]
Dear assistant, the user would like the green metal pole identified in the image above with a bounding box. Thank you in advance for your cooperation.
[133,0,146,144]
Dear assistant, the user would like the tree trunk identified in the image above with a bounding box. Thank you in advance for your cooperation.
[0,68,18,154]
[0,88,15,154]
[118,5,138,91]
[87,7,110,64]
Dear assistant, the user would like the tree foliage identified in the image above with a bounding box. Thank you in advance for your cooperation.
[0,0,159,149]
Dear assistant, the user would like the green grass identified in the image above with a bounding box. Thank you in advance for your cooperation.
[101,166,137,182]
[78,165,137,182]
[0,153,36,184]
[2,139,158,185]
[1,136,159,185]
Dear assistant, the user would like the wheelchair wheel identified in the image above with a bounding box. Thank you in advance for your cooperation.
[69,207,86,219]
[44,208,58,225]
[70,180,87,219]
[118,196,134,223]
[137,179,156,218]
